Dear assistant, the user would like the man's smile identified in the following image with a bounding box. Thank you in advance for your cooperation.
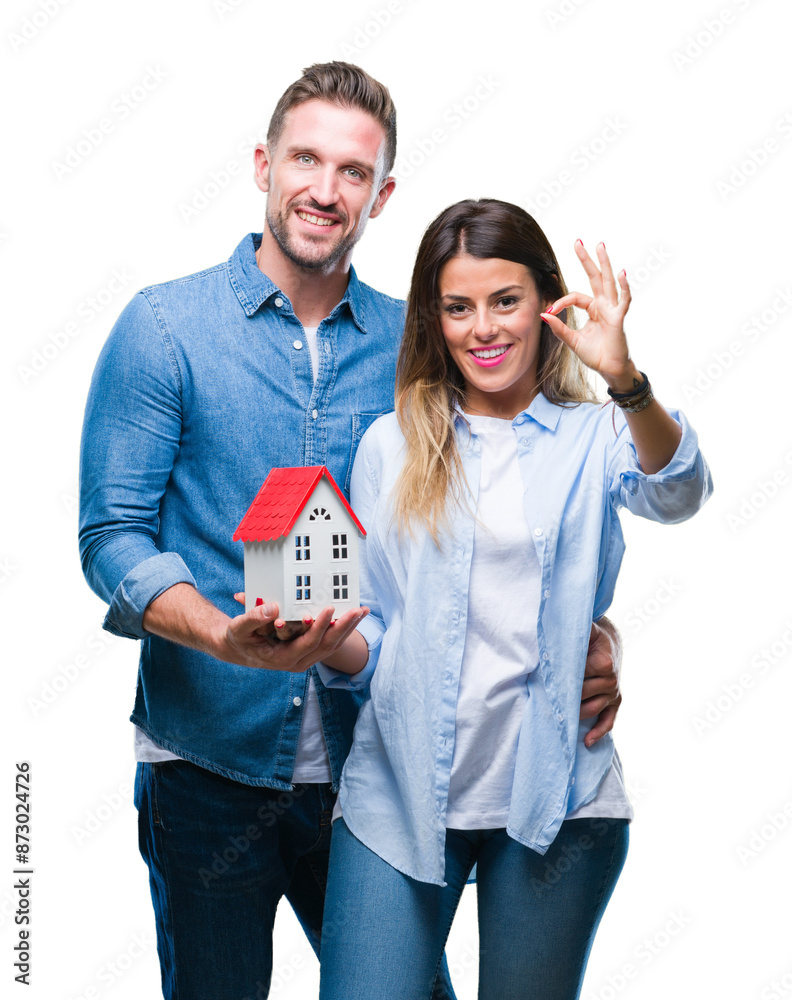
[296,209,340,228]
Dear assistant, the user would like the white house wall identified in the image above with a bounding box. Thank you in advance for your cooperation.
[243,540,285,614]
[282,477,361,620]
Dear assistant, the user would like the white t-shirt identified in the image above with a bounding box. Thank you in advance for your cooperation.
[135,326,333,782]
[444,414,632,826]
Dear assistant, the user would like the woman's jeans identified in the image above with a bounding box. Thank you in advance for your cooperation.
[320,816,629,1000]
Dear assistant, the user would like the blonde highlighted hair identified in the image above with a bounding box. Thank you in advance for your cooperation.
[394,198,597,544]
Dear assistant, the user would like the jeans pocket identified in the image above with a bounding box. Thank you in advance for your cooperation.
[344,411,388,494]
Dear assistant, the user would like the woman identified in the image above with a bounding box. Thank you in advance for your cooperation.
[315,199,712,999]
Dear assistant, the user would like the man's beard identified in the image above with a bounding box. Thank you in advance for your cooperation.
[266,203,362,272]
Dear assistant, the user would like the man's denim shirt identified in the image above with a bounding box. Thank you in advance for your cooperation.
[79,233,405,789]
[320,399,712,885]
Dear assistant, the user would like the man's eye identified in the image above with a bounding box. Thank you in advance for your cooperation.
[298,155,314,164]
[345,168,362,179]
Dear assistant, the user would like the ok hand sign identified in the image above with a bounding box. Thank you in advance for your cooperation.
[540,240,633,386]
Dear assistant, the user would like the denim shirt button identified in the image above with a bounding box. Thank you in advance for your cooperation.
[274,297,284,307]
[293,340,303,350]
[534,528,543,537]
[312,409,319,420]
[293,696,302,707]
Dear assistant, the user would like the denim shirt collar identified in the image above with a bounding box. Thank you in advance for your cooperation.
[227,232,368,333]
[453,391,564,433]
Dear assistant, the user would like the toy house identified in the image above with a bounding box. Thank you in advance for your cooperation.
[233,465,366,621]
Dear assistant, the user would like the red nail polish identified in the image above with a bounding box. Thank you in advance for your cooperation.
[577,239,584,247]
[275,621,284,629]
[303,617,313,626]
[544,304,554,315]
[255,598,264,607]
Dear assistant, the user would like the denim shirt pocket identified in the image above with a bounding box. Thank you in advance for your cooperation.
[345,412,389,494]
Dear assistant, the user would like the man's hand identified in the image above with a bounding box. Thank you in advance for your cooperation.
[580,617,622,748]
[219,599,369,674]
[141,582,368,675]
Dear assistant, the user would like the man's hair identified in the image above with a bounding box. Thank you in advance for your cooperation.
[267,61,397,178]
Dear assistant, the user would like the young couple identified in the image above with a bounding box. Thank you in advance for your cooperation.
[80,61,711,1000]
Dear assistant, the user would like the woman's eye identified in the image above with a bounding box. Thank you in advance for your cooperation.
[497,296,517,308]
[446,304,468,315]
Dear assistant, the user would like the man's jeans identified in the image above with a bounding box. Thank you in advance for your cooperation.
[134,760,457,1000]
[320,817,629,1000]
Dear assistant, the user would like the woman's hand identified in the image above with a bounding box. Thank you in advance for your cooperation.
[223,593,369,673]
[541,240,640,392]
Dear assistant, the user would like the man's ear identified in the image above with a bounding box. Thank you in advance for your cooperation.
[368,175,396,220]
[253,144,272,194]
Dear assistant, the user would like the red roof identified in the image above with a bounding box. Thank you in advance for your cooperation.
[233,466,366,543]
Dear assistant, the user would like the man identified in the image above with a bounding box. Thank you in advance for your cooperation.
[79,62,622,1000]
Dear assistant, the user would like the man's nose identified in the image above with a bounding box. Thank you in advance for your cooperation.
[308,168,340,208]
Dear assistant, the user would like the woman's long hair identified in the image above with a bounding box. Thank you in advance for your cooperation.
[394,198,597,544]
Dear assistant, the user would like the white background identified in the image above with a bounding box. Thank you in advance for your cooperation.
[3,0,791,997]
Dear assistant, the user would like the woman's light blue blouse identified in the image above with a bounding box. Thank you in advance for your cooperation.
[318,394,712,885]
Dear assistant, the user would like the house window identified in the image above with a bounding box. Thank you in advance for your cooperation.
[333,574,348,601]
[309,507,331,521]
[295,535,310,561]
[332,533,348,560]
[295,575,311,601]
